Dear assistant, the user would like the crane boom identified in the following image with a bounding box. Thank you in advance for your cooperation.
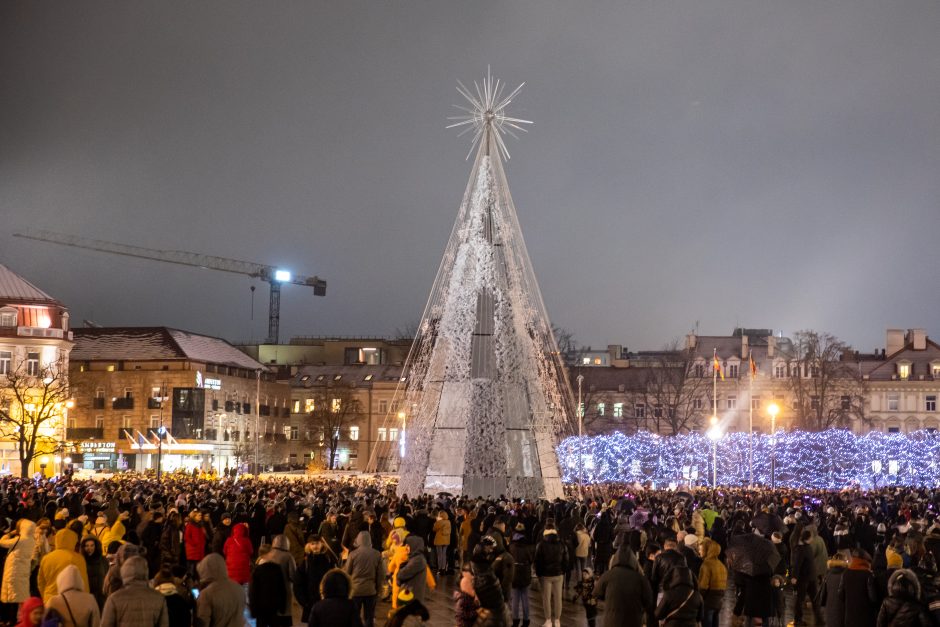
[14,229,326,343]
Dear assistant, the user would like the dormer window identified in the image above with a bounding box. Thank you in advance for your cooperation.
[0,308,16,328]
[898,360,912,380]
[931,361,940,379]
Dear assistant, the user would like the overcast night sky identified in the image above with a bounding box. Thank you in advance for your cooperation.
[2,1,939,352]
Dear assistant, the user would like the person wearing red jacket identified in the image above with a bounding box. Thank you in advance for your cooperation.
[224,523,254,585]
[184,511,207,578]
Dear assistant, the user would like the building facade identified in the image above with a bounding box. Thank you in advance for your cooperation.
[573,328,940,438]
[0,264,74,476]
[69,327,289,473]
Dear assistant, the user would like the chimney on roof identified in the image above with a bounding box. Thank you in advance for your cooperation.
[741,334,749,359]
[767,335,776,359]
[608,345,622,360]
[908,329,927,351]
[886,329,905,356]
[686,333,697,350]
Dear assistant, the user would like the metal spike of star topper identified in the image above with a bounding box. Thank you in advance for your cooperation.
[446,67,532,160]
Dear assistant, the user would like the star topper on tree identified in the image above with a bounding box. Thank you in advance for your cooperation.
[446,67,532,160]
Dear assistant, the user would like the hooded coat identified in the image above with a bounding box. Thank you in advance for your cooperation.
[308,568,361,627]
[344,531,383,597]
[595,545,653,627]
[183,518,206,563]
[821,558,848,627]
[222,523,253,585]
[256,534,296,616]
[876,568,933,627]
[283,514,306,566]
[655,566,704,627]
[16,596,44,627]
[100,556,168,627]
[697,538,727,610]
[103,543,141,596]
[45,564,101,627]
[395,536,430,603]
[196,553,246,627]
[80,535,108,608]
[1,519,35,603]
[37,529,90,602]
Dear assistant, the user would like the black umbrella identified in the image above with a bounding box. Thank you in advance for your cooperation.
[726,534,781,577]
[751,511,785,535]
[675,491,693,500]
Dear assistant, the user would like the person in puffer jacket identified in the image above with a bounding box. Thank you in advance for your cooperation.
[877,568,933,627]
[655,566,704,627]
[222,523,253,585]
[100,555,168,627]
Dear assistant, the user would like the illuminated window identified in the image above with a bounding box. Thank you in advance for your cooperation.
[122,416,131,429]
[613,403,624,418]
[927,395,937,412]
[300,374,310,383]
[349,426,359,441]
[26,352,40,377]
[726,395,737,410]
[364,374,373,382]
[932,363,940,378]
[0,351,10,375]
[378,428,387,441]
[150,416,160,429]
[898,363,911,380]
[331,398,341,413]
[888,393,900,411]
[292,399,300,413]
[316,374,326,382]
[582,357,590,365]
[333,375,342,381]
[597,403,605,416]
[593,357,602,365]
[389,428,399,441]
[0,309,16,327]
[304,399,315,413]
[106,364,115,372]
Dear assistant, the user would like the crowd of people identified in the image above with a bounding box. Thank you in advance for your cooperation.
[0,471,939,627]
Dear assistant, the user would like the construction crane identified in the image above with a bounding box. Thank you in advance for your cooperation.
[14,229,326,344]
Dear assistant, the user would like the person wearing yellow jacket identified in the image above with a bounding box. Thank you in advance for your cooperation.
[36,528,90,601]
[698,538,727,627]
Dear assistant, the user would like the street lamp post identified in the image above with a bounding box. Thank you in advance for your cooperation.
[707,415,722,487]
[767,402,779,489]
[577,373,584,498]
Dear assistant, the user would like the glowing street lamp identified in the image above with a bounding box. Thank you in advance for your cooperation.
[767,402,780,489]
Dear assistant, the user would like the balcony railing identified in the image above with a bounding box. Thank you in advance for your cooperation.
[69,427,103,439]
[112,397,134,410]
[147,398,163,409]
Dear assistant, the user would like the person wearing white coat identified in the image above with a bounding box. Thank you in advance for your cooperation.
[1,519,37,610]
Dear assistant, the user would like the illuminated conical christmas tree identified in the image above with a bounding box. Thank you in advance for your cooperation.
[374,71,574,499]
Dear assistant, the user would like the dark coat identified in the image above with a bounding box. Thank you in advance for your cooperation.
[249,561,287,620]
[594,546,652,627]
[295,551,336,622]
[820,562,846,627]
[308,569,362,627]
[533,532,568,578]
[877,569,933,627]
[508,536,534,588]
[650,548,687,594]
[655,566,704,627]
[839,558,880,627]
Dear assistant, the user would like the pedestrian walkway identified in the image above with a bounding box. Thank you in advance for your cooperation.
[309,574,821,627]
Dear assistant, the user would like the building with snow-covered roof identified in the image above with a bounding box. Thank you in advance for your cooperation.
[0,263,74,476]
[68,327,289,474]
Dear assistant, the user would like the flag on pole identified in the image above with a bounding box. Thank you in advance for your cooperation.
[749,355,757,378]
[713,356,724,381]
